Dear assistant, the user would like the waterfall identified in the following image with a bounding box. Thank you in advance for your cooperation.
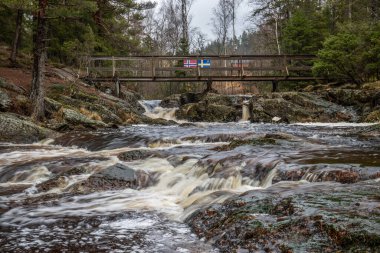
[241,101,250,121]
[139,100,179,121]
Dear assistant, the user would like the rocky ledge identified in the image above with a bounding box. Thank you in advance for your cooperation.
[186,180,380,252]
[161,89,380,123]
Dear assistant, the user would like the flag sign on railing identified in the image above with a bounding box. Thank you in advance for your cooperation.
[184,59,197,68]
[184,59,211,68]
[198,59,211,68]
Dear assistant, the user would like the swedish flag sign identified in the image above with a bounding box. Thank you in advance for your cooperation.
[198,59,211,68]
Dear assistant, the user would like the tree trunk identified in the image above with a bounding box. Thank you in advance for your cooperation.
[10,9,23,66]
[30,0,48,121]
[181,0,189,54]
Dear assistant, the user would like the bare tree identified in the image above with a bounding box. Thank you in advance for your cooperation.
[212,0,233,55]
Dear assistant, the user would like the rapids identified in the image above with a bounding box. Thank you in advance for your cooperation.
[0,101,379,252]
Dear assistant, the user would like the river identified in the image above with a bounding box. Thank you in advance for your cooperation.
[0,101,379,252]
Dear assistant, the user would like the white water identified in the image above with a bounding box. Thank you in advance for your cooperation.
[241,101,250,121]
[139,100,180,122]
[1,112,379,251]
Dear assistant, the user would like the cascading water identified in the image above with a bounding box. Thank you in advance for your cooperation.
[139,100,179,121]
[241,100,250,121]
[1,120,379,252]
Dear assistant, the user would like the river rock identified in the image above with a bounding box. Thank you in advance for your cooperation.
[120,90,145,114]
[250,92,356,123]
[176,103,238,122]
[159,94,182,108]
[0,113,53,143]
[118,150,158,162]
[36,176,69,192]
[68,163,156,193]
[186,180,380,252]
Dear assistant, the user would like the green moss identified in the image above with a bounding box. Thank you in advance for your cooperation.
[71,91,99,103]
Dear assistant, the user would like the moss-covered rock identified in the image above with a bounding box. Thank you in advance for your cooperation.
[364,110,380,122]
[58,108,107,128]
[250,92,356,123]
[176,103,238,122]
[0,113,53,143]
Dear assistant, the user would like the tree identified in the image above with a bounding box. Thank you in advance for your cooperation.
[313,24,380,84]
[282,11,324,54]
[30,0,48,121]
[2,0,33,66]
[212,0,233,55]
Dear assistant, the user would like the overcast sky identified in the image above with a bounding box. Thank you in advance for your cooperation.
[154,0,252,41]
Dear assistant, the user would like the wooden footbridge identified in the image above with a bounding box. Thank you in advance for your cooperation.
[84,55,323,94]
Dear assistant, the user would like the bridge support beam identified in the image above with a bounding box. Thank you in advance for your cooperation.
[204,79,214,93]
[272,81,279,92]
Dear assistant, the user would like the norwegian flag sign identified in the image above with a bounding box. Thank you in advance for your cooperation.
[198,59,211,68]
[184,59,197,68]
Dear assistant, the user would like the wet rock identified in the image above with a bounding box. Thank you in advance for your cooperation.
[120,90,145,114]
[58,108,107,128]
[0,113,53,143]
[97,163,136,181]
[68,163,157,193]
[203,93,234,107]
[250,92,357,123]
[36,176,69,192]
[214,138,277,151]
[140,116,177,125]
[118,150,157,162]
[159,94,182,108]
[186,181,380,253]
[0,90,11,111]
[176,103,238,122]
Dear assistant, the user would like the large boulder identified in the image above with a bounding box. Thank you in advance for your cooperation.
[250,92,356,123]
[176,102,238,122]
[0,113,53,143]
[120,90,145,114]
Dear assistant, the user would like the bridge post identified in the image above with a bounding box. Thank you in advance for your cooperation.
[151,57,156,80]
[205,79,213,93]
[112,56,116,77]
[272,81,279,92]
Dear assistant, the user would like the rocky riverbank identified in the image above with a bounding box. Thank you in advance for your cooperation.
[0,71,175,144]
[161,88,380,123]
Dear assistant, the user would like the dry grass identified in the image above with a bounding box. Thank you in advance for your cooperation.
[79,107,102,121]
[363,81,380,90]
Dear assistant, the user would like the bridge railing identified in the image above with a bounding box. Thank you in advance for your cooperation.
[85,55,317,82]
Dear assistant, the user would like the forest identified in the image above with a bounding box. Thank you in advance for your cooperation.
[1,1,379,77]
